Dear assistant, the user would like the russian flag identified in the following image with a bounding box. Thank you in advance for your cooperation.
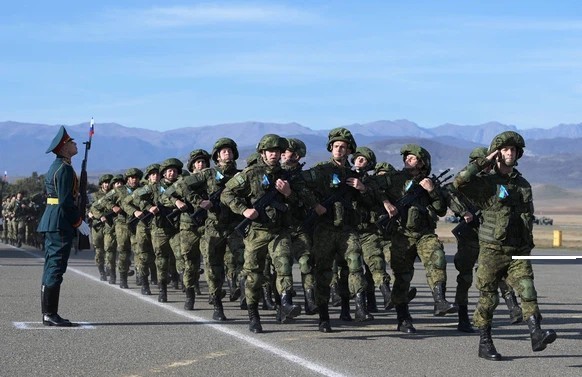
[89,117,95,137]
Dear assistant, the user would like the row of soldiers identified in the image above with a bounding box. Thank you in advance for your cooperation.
[1,192,45,248]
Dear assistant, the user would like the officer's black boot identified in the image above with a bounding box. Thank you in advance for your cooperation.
[158,282,168,303]
[432,282,458,316]
[527,314,557,352]
[239,276,248,310]
[395,303,416,334]
[478,326,502,360]
[304,288,318,315]
[119,272,129,289]
[141,273,151,295]
[184,287,195,311]
[41,285,73,327]
[212,294,227,321]
[318,304,332,333]
[280,290,302,321]
[330,284,341,307]
[503,290,523,324]
[379,282,394,311]
[339,296,352,321]
[407,286,418,303]
[354,292,374,322]
[248,303,263,333]
[262,285,276,311]
[457,304,475,333]
[98,264,107,281]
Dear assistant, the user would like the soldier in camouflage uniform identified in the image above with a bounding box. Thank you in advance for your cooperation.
[125,164,160,295]
[302,128,374,332]
[12,192,28,247]
[379,144,456,334]
[102,168,143,289]
[454,131,557,360]
[88,174,113,281]
[222,134,306,333]
[443,147,522,333]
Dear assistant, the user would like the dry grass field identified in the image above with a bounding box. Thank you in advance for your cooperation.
[437,185,582,249]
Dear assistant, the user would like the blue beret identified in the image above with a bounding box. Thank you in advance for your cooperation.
[46,126,74,154]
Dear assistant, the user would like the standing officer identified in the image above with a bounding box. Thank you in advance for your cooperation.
[37,126,91,326]
[454,131,556,360]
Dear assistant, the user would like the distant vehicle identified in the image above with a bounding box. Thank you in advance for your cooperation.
[533,216,554,226]
[444,215,460,223]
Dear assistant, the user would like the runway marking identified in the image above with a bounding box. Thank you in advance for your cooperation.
[13,322,95,330]
[19,248,348,377]
[512,256,582,260]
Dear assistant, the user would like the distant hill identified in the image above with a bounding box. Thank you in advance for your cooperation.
[2,119,582,188]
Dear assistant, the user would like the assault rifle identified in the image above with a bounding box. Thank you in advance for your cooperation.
[189,187,224,226]
[376,168,453,234]
[77,118,94,251]
[451,201,481,241]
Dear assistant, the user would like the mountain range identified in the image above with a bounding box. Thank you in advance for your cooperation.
[1,120,581,188]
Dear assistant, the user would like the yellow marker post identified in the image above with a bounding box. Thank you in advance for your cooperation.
[552,230,562,248]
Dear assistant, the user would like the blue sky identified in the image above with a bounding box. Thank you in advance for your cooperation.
[2,1,582,131]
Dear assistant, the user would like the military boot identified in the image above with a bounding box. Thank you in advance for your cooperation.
[330,284,341,307]
[318,304,332,333]
[262,285,276,311]
[136,272,142,286]
[193,281,202,295]
[98,264,107,281]
[354,292,374,322]
[395,303,416,334]
[41,285,73,327]
[366,286,379,313]
[457,304,474,333]
[379,282,394,311]
[226,276,241,302]
[503,290,523,324]
[432,282,458,316]
[141,273,152,295]
[158,282,168,303]
[184,287,195,311]
[108,269,116,285]
[304,288,318,315]
[239,276,248,310]
[527,314,557,352]
[119,272,129,289]
[280,291,302,321]
[212,295,227,321]
[248,303,263,333]
[339,296,352,321]
[407,286,418,303]
[478,326,501,361]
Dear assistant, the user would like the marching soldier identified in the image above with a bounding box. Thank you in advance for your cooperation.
[88,174,113,281]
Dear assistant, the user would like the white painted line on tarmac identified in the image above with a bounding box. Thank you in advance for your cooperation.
[512,256,582,260]
[20,248,348,377]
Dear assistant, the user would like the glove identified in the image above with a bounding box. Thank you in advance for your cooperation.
[77,220,91,236]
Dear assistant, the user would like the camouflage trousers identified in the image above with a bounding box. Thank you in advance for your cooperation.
[103,225,117,273]
[114,222,137,274]
[180,226,203,289]
[473,243,538,328]
[135,223,155,279]
[91,225,105,267]
[453,233,480,305]
[290,228,315,290]
[242,226,292,306]
[390,232,447,305]
[359,228,391,287]
[152,225,180,284]
[200,223,243,297]
[312,223,366,306]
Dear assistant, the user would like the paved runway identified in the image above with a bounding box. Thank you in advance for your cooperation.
[1,242,580,377]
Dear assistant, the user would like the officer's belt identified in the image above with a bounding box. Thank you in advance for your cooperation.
[47,198,59,205]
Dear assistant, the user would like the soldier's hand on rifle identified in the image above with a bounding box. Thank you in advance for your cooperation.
[112,205,121,214]
[243,208,259,220]
[149,206,160,215]
[275,179,292,197]
[314,203,327,216]
[200,199,213,210]
[383,200,398,218]
[346,177,366,192]
[100,216,107,223]
[419,178,434,193]
[463,211,474,223]
[134,210,144,219]
[175,199,188,211]
[88,212,94,219]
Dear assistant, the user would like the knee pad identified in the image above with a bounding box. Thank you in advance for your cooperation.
[518,278,537,302]
[275,255,293,276]
[346,253,363,273]
[431,249,446,270]
[298,255,312,275]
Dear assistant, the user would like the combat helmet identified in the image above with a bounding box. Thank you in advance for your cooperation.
[327,127,357,152]
[124,167,144,180]
[256,134,288,153]
[160,158,184,173]
[99,174,114,185]
[489,131,525,159]
[187,149,211,171]
[400,144,431,174]
[285,138,307,158]
[350,146,377,171]
[374,162,396,175]
[110,174,125,185]
[212,138,239,162]
[144,163,160,178]
[469,147,488,162]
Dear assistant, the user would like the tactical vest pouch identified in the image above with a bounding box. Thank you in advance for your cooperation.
[405,205,422,231]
